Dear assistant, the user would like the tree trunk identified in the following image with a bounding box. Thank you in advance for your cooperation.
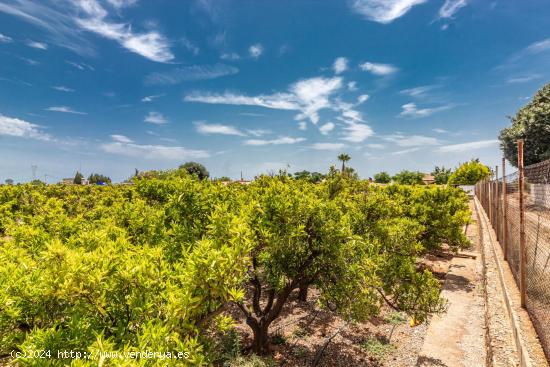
[341,162,345,173]
[247,318,271,355]
[298,280,309,302]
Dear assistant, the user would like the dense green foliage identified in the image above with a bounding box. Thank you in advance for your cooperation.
[448,159,491,185]
[87,173,112,185]
[73,171,83,185]
[179,162,210,180]
[292,170,325,183]
[0,171,470,364]
[374,171,391,184]
[431,166,452,185]
[392,170,424,185]
[499,82,550,167]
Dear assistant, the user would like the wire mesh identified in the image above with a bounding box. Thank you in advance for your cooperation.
[475,158,550,360]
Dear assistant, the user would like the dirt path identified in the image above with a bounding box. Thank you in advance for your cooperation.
[417,201,487,366]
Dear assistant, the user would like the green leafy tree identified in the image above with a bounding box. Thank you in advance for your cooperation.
[5,179,14,185]
[499,82,550,167]
[448,159,491,185]
[180,162,210,180]
[374,171,391,184]
[337,153,351,173]
[88,173,111,185]
[432,166,452,185]
[392,170,424,185]
[293,170,325,183]
[73,171,83,185]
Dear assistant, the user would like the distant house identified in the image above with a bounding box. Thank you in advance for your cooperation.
[422,174,435,185]
[62,178,73,185]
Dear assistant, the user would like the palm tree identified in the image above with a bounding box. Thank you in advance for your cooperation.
[337,153,351,173]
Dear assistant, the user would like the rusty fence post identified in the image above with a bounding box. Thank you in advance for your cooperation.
[518,139,526,308]
[488,173,493,225]
[502,158,508,261]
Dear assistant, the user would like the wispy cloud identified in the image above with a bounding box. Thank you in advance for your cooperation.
[360,61,399,76]
[400,85,441,98]
[249,43,264,58]
[383,134,440,147]
[333,57,348,74]
[391,147,420,155]
[181,37,200,55]
[26,40,47,50]
[498,37,550,69]
[366,143,385,149]
[221,52,240,61]
[524,38,550,54]
[185,76,343,124]
[319,122,335,135]
[74,1,173,62]
[52,85,74,92]
[145,64,238,85]
[439,0,468,19]
[432,128,449,134]
[102,136,209,160]
[66,61,94,71]
[311,142,345,150]
[110,134,133,143]
[437,139,498,153]
[399,102,453,118]
[141,94,164,102]
[244,136,305,146]
[144,111,167,124]
[506,74,542,84]
[46,106,86,115]
[246,129,271,137]
[194,121,246,136]
[349,0,427,24]
[0,114,51,141]
[0,33,13,43]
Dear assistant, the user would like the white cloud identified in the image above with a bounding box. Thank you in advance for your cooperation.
[194,121,246,136]
[66,61,94,71]
[26,40,47,49]
[333,57,348,74]
[246,129,271,137]
[102,139,209,160]
[110,134,133,143]
[144,111,167,125]
[221,52,240,60]
[391,147,420,155]
[341,122,374,143]
[75,1,173,62]
[360,61,399,76]
[506,74,542,84]
[439,0,468,19]
[185,76,343,125]
[249,43,264,58]
[141,94,164,102]
[181,37,199,55]
[311,142,345,151]
[244,137,305,146]
[432,128,449,133]
[357,94,369,104]
[347,81,358,91]
[0,33,13,43]
[525,38,550,54]
[366,143,385,149]
[384,134,440,147]
[52,85,74,92]
[319,122,335,135]
[399,102,453,118]
[106,0,138,9]
[0,114,51,141]
[46,106,86,115]
[349,0,427,24]
[298,121,307,130]
[400,85,440,98]
[145,64,239,85]
[437,139,498,153]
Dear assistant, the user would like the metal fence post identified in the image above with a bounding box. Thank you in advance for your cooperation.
[502,157,508,261]
[518,139,526,308]
[495,165,499,239]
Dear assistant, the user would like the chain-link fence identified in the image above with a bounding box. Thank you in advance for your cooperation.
[475,153,550,360]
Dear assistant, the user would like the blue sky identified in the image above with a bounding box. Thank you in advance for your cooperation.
[0,0,549,182]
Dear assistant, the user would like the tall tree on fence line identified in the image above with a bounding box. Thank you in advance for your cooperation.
[179,161,210,180]
[447,159,491,185]
[73,171,83,185]
[499,82,550,167]
[337,153,351,173]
